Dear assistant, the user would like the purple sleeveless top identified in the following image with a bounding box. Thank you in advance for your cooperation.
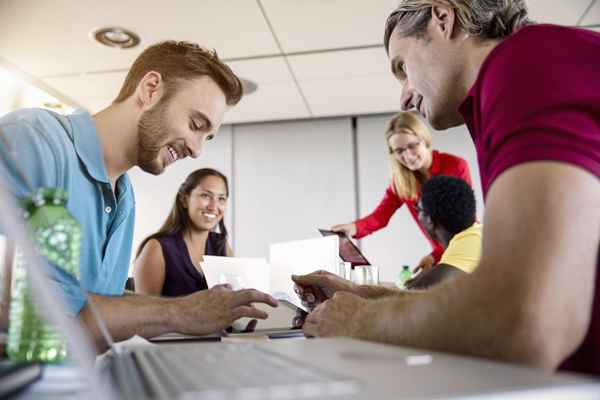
[156,231,226,297]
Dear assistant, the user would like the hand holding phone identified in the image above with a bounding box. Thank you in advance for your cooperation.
[318,229,371,267]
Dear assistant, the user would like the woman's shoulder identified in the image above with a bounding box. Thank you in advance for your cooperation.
[138,237,165,258]
[429,150,471,182]
[148,232,184,251]
[433,150,467,163]
[152,231,176,241]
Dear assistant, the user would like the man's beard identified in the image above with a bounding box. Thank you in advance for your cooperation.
[137,101,169,175]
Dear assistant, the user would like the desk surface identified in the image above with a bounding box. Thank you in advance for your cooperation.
[257,337,600,399]
[15,336,600,399]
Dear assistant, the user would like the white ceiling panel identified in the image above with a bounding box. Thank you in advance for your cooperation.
[224,82,310,124]
[527,0,592,25]
[289,48,399,117]
[289,47,390,80]
[580,0,600,25]
[43,72,127,113]
[224,56,309,123]
[0,0,278,77]
[300,75,400,117]
[228,56,294,86]
[261,0,399,53]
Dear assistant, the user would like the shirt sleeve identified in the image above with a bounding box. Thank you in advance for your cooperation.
[354,183,404,239]
[430,244,444,263]
[0,117,87,315]
[478,28,600,185]
[439,227,482,273]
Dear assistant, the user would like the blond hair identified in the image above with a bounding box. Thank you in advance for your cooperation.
[385,112,432,200]
[384,0,532,50]
[114,41,242,106]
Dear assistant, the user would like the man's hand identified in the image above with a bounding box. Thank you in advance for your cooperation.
[303,292,368,337]
[173,285,278,335]
[292,270,360,310]
[414,254,435,274]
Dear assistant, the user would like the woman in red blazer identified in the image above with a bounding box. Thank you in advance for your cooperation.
[332,111,472,272]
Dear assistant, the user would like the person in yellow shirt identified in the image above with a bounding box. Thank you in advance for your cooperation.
[407,175,482,289]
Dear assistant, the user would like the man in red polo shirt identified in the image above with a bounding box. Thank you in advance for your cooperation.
[293,1,600,375]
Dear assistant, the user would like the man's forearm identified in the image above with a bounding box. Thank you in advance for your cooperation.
[357,284,422,299]
[355,272,509,359]
[353,264,564,369]
[79,293,181,352]
[406,264,464,290]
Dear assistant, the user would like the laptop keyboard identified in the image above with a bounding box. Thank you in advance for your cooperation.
[112,342,360,400]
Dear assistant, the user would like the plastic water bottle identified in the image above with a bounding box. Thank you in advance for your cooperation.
[397,265,413,289]
[7,188,81,363]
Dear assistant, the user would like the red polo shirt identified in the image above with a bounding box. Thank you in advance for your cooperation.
[354,150,472,262]
[459,24,600,375]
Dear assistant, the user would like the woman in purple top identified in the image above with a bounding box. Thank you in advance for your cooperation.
[134,168,233,296]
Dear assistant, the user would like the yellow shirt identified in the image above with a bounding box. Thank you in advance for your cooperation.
[439,223,483,273]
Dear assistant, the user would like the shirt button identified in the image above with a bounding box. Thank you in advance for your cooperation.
[105,206,112,214]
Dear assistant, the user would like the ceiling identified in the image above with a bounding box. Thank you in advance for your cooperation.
[0,0,598,124]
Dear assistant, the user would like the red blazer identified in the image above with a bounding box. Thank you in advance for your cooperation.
[354,150,473,262]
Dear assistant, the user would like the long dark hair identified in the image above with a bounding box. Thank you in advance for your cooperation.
[136,168,229,257]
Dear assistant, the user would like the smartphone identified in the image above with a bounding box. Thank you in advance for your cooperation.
[229,299,308,334]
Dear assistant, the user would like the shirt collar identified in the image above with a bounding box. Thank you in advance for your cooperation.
[67,110,110,184]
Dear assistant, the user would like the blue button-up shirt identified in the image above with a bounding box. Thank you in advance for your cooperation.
[0,108,135,314]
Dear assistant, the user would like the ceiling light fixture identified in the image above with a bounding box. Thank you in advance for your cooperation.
[91,27,140,49]
[240,78,258,96]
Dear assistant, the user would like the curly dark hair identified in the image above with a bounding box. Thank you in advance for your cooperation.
[421,175,476,235]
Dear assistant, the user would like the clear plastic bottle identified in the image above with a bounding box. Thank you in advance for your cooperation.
[397,265,413,289]
[7,187,81,363]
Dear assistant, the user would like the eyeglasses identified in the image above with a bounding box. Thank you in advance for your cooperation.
[389,140,422,157]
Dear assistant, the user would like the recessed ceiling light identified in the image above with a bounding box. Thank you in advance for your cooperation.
[91,27,140,49]
[240,78,258,96]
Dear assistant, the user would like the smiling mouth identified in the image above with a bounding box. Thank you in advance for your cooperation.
[203,212,217,220]
[406,157,420,167]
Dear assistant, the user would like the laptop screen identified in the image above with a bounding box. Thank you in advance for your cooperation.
[318,229,370,267]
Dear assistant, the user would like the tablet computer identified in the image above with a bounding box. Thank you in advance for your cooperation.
[229,299,308,334]
[318,229,371,267]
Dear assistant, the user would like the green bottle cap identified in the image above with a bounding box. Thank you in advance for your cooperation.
[34,187,68,206]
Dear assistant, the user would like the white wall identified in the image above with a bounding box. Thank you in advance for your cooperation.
[357,115,484,282]
[128,125,233,271]
[233,118,356,258]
